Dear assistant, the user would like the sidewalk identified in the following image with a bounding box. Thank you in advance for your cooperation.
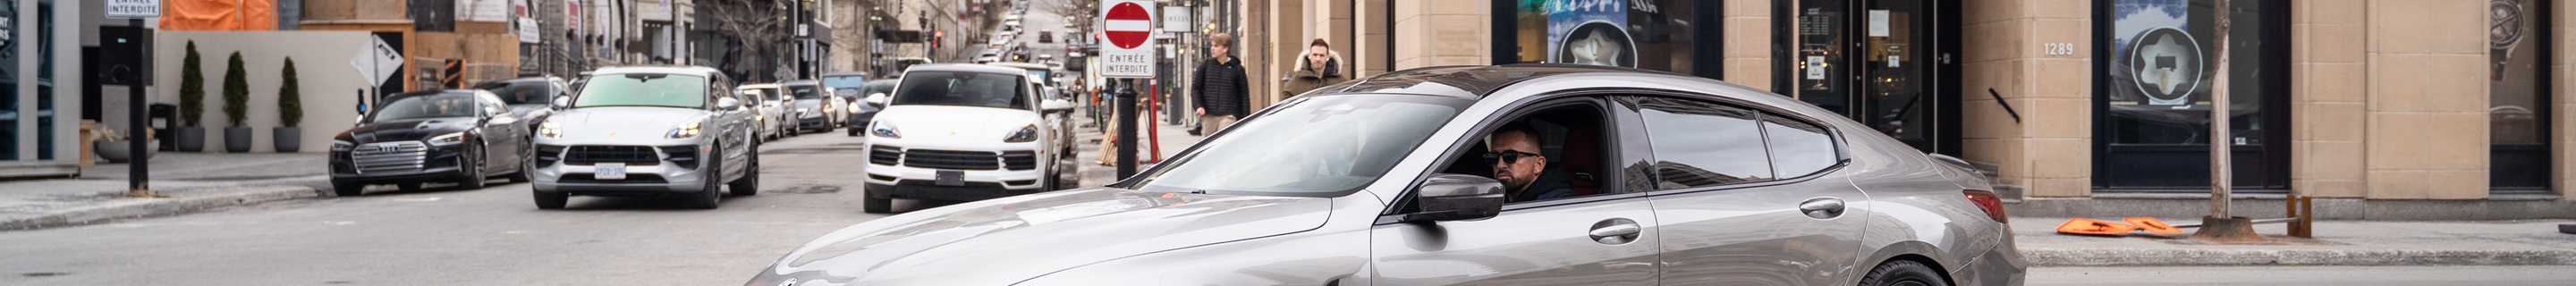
[0,153,329,231]
[2014,216,2576,266]
[1071,105,1201,186]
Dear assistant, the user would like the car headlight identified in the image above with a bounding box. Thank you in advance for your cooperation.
[1004,124,1039,143]
[426,132,467,147]
[538,122,563,139]
[330,140,355,151]
[849,102,863,111]
[871,122,902,139]
[668,122,702,139]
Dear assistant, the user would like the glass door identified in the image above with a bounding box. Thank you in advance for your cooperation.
[1789,0,1961,156]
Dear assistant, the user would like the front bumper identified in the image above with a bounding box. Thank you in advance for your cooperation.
[862,140,1049,200]
[528,142,716,195]
[798,114,835,130]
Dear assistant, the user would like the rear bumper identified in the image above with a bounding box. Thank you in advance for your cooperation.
[1949,229,2029,286]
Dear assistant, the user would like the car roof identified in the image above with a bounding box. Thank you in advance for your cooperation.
[386,89,486,100]
[738,83,781,89]
[821,72,869,78]
[985,63,1048,71]
[779,80,820,87]
[1317,63,1688,98]
[909,63,1026,74]
[590,65,725,77]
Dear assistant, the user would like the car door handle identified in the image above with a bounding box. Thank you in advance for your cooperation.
[1800,198,1847,219]
[1589,218,1641,245]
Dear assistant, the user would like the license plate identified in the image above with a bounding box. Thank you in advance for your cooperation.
[935,170,965,186]
[596,163,627,180]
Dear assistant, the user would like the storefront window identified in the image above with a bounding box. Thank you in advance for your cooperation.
[2095,0,2292,189]
[1505,0,1699,75]
[2490,0,2551,190]
[2103,0,2267,146]
[1,0,18,160]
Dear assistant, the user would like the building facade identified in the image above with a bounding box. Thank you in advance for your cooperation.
[1224,0,2576,217]
[2,0,85,177]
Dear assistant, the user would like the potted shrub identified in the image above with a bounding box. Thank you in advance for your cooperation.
[175,41,207,152]
[275,57,304,152]
[221,52,254,153]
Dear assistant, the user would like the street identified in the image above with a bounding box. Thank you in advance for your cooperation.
[2029,265,2576,285]
[0,134,912,285]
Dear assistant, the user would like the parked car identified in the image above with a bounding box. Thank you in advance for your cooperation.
[741,64,2023,286]
[529,66,760,209]
[1037,31,1053,43]
[858,64,1077,213]
[781,80,849,133]
[469,76,570,138]
[987,62,1079,158]
[736,83,792,139]
[842,79,901,136]
[329,89,536,195]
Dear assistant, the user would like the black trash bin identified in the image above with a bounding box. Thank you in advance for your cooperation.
[148,103,175,151]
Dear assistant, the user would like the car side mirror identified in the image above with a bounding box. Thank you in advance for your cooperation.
[866,93,889,105]
[1402,173,1508,223]
[551,96,572,110]
[716,97,743,110]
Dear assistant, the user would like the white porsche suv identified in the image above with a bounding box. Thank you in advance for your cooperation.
[530,66,761,209]
[862,64,1075,213]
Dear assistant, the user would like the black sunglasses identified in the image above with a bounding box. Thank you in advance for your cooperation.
[1484,150,1543,164]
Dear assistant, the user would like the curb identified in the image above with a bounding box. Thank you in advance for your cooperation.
[1,186,322,231]
[2023,248,2576,266]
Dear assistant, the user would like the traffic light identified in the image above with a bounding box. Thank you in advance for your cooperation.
[933,30,944,47]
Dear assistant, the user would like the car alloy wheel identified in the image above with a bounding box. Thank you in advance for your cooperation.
[455,142,487,189]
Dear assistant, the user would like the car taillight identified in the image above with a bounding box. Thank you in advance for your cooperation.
[1964,189,2008,223]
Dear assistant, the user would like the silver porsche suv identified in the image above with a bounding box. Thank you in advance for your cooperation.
[529,66,761,209]
[744,64,2023,285]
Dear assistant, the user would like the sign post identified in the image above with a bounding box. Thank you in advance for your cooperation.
[1099,0,1155,179]
[108,0,164,198]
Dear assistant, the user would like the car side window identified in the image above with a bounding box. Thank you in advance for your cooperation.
[1436,100,1618,204]
[1630,97,1775,189]
[1763,114,1841,179]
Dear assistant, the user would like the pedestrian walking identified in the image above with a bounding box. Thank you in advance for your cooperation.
[1282,38,1347,101]
[1191,33,1251,136]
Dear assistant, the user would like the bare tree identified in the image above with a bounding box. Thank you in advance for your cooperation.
[705,0,794,82]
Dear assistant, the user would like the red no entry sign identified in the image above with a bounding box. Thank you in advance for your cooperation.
[1103,2,1153,49]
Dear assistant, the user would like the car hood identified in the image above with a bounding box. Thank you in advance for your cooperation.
[545,107,709,137]
[873,105,1038,139]
[793,99,826,111]
[337,117,475,143]
[754,188,1332,285]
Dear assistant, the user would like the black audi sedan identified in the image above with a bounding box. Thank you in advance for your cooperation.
[329,89,538,196]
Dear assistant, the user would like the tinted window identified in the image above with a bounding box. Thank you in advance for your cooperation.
[1130,95,1470,196]
[1633,97,1774,189]
[574,73,708,109]
[369,93,480,122]
[473,80,551,105]
[891,72,1029,109]
[1763,114,1838,178]
[788,85,825,99]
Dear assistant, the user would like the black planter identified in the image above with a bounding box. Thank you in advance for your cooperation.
[273,127,301,152]
[225,127,254,153]
[175,127,206,152]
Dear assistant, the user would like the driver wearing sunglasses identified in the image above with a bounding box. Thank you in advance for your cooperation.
[1486,122,1575,202]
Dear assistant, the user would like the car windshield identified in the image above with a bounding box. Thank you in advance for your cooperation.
[1130,95,1470,196]
[573,73,707,108]
[822,76,868,88]
[788,85,825,100]
[472,80,549,105]
[891,72,1028,109]
[369,93,479,122]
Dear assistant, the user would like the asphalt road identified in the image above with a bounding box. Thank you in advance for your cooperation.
[0,133,928,286]
[2030,265,2576,285]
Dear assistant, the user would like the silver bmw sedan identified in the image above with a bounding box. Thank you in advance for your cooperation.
[745,64,2025,286]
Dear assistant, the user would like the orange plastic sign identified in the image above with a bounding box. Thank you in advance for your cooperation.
[2124,217,2184,234]
[2055,218,2139,235]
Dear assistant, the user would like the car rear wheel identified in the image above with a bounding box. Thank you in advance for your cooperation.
[508,141,534,183]
[1857,260,1949,286]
